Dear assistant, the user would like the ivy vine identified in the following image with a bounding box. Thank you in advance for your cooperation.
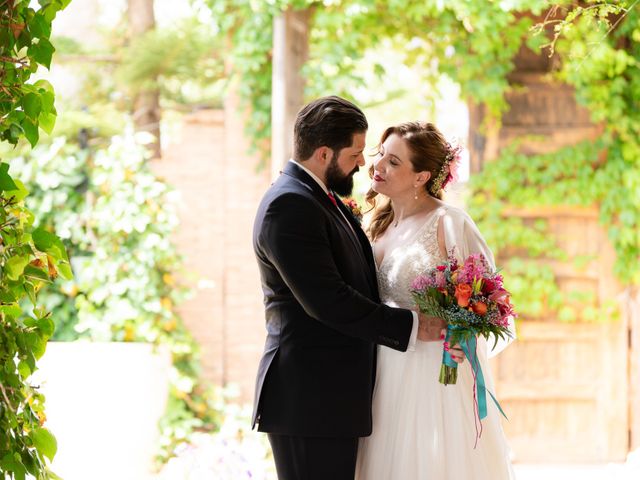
[211,0,639,322]
[5,129,222,463]
[1,1,72,478]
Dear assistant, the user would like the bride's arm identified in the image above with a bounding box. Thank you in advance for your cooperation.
[437,207,516,357]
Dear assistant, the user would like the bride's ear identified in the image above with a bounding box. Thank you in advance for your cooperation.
[415,171,431,187]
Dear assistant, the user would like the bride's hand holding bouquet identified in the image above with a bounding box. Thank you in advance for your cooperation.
[411,251,515,437]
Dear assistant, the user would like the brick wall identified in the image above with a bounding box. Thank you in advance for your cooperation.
[157,105,270,403]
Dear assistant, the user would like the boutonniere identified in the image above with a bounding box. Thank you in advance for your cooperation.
[342,197,363,224]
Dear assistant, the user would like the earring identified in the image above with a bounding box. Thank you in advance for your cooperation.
[414,186,418,200]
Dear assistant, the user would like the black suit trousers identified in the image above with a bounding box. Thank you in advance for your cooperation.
[267,433,358,480]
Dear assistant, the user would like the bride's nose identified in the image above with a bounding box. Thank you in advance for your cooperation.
[373,153,384,170]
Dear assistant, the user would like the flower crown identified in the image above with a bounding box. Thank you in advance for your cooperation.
[429,141,462,196]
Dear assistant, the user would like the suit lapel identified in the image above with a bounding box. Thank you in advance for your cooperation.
[334,196,378,293]
[281,163,377,290]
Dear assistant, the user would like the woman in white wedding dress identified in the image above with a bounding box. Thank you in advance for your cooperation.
[355,122,516,480]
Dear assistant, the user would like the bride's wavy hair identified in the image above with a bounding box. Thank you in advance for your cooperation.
[366,121,450,241]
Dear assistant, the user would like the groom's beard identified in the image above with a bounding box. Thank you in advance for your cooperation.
[326,153,358,197]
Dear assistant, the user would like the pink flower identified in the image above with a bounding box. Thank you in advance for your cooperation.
[458,253,490,284]
[411,275,431,291]
[482,278,496,294]
[489,288,510,304]
[435,271,447,288]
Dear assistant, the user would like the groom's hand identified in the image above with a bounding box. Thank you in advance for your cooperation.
[417,313,446,341]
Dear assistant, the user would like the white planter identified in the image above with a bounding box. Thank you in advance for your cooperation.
[33,342,171,480]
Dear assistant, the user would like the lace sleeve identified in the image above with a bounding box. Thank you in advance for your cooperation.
[438,206,516,357]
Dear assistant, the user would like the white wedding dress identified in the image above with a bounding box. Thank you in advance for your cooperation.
[356,205,516,480]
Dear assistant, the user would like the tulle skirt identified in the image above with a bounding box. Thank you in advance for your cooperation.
[355,340,516,480]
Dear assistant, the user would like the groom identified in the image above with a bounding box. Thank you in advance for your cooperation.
[252,96,437,479]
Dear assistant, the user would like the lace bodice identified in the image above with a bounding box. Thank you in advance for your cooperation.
[376,208,445,310]
[374,203,515,357]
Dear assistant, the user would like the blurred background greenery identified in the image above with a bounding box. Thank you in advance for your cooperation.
[2,0,639,479]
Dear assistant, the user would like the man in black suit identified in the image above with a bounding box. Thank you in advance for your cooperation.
[252,96,438,479]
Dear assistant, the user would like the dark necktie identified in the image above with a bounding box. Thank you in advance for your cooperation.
[327,191,338,207]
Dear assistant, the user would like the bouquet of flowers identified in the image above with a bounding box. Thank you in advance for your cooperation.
[411,251,514,433]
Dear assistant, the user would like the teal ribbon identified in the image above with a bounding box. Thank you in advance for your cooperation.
[443,326,507,421]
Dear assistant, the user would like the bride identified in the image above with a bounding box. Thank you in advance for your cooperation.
[355,121,516,479]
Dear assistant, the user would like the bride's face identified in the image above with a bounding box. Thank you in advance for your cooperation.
[371,134,426,198]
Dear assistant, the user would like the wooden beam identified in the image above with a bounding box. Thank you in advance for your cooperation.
[271,7,312,181]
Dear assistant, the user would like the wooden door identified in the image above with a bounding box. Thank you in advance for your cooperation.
[467,35,632,461]
[490,206,628,462]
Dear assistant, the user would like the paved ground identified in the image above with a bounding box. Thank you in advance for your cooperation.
[153,426,640,480]
[514,462,638,480]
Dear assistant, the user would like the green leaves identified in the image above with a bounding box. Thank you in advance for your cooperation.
[29,37,55,70]
[0,163,19,191]
[30,428,57,462]
[0,454,27,480]
[21,117,40,147]
[22,93,43,120]
[0,3,70,475]
[6,256,30,281]
[1,2,64,148]
[8,129,221,463]
[33,228,67,259]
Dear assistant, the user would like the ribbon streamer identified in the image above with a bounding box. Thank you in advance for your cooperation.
[442,326,508,446]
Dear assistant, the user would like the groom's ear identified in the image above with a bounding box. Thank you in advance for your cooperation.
[314,146,333,165]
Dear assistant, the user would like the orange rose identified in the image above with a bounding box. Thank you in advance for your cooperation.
[454,284,473,307]
[471,301,488,315]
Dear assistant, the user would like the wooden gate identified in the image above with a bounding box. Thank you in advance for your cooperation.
[469,41,631,462]
[489,207,628,462]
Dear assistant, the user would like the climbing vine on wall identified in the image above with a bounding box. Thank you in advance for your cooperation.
[207,0,639,321]
[1,1,72,478]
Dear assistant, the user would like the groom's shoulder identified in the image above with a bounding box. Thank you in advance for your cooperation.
[258,179,321,218]
[263,174,317,204]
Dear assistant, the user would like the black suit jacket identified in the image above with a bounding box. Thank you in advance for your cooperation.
[252,161,413,437]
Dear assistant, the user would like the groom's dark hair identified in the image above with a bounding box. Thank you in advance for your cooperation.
[293,96,368,161]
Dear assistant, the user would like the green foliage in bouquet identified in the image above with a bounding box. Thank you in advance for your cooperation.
[413,291,511,352]
[6,128,221,463]
[1,1,71,478]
